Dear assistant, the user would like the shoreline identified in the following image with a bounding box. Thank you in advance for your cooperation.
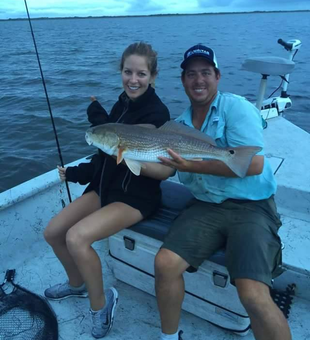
[1,9,310,22]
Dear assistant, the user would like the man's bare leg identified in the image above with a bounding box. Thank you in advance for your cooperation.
[236,278,292,340]
[155,248,189,334]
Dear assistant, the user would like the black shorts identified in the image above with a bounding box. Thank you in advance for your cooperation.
[94,187,160,218]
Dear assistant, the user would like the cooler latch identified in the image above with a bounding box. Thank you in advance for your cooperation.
[213,271,228,288]
[123,236,135,251]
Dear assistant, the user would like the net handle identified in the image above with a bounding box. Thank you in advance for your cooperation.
[1,269,16,286]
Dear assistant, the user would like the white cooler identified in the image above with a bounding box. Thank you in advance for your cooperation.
[108,181,250,335]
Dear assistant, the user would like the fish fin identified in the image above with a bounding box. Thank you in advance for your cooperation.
[124,159,142,176]
[158,121,217,146]
[117,147,125,164]
[225,146,262,178]
[135,124,156,129]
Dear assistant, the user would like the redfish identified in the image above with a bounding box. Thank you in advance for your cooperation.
[85,121,261,177]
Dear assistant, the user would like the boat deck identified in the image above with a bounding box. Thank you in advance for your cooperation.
[263,117,310,304]
[1,234,310,340]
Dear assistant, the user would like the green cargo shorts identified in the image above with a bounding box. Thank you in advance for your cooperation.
[162,196,283,287]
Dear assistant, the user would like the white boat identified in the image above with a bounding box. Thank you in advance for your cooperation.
[1,39,310,339]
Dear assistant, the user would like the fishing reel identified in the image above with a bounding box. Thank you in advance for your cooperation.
[242,38,302,121]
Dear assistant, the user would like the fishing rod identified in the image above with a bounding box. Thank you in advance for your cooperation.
[24,0,72,203]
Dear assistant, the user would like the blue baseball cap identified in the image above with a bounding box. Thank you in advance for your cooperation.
[180,44,218,69]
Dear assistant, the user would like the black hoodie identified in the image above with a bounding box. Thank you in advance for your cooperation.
[65,85,170,215]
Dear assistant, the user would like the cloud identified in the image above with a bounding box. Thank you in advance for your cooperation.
[197,0,310,11]
[237,0,310,7]
[198,0,236,8]
[126,0,166,14]
[1,0,131,19]
[0,0,309,19]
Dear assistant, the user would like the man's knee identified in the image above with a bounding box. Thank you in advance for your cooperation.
[235,278,273,315]
[155,248,188,279]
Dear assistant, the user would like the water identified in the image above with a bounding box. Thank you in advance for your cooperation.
[0,12,309,193]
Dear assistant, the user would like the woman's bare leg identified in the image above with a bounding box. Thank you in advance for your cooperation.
[66,202,143,310]
[44,191,101,286]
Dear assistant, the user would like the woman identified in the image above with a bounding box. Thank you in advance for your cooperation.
[44,42,171,339]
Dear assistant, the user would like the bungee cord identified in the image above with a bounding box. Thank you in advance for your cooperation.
[24,0,72,203]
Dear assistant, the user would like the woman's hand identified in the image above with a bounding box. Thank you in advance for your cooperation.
[57,166,67,181]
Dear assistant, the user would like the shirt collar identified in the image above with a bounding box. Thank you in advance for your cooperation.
[176,91,220,127]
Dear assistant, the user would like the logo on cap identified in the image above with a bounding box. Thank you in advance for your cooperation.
[181,44,218,69]
[186,49,210,58]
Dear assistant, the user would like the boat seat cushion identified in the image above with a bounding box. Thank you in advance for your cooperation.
[129,180,226,267]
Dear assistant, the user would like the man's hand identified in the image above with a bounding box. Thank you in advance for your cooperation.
[57,166,67,181]
[158,149,192,172]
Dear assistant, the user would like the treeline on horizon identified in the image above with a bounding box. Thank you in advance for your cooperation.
[1,9,309,21]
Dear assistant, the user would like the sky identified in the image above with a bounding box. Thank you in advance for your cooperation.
[0,0,310,20]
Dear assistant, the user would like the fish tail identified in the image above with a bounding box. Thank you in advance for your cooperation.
[225,146,262,178]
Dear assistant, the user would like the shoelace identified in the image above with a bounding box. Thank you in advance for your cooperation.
[56,282,70,294]
[90,309,108,328]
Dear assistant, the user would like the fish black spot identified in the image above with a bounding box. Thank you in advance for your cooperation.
[229,150,235,154]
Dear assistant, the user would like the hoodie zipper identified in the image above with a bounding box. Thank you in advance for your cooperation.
[122,169,132,193]
[116,106,129,123]
[117,104,130,192]
[98,157,107,199]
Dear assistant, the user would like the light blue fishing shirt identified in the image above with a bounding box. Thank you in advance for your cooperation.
[176,91,277,203]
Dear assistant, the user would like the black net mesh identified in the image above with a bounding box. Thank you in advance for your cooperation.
[270,283,295,319]
[0,271,58,340]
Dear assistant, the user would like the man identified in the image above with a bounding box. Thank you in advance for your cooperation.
[155,44,291,340]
